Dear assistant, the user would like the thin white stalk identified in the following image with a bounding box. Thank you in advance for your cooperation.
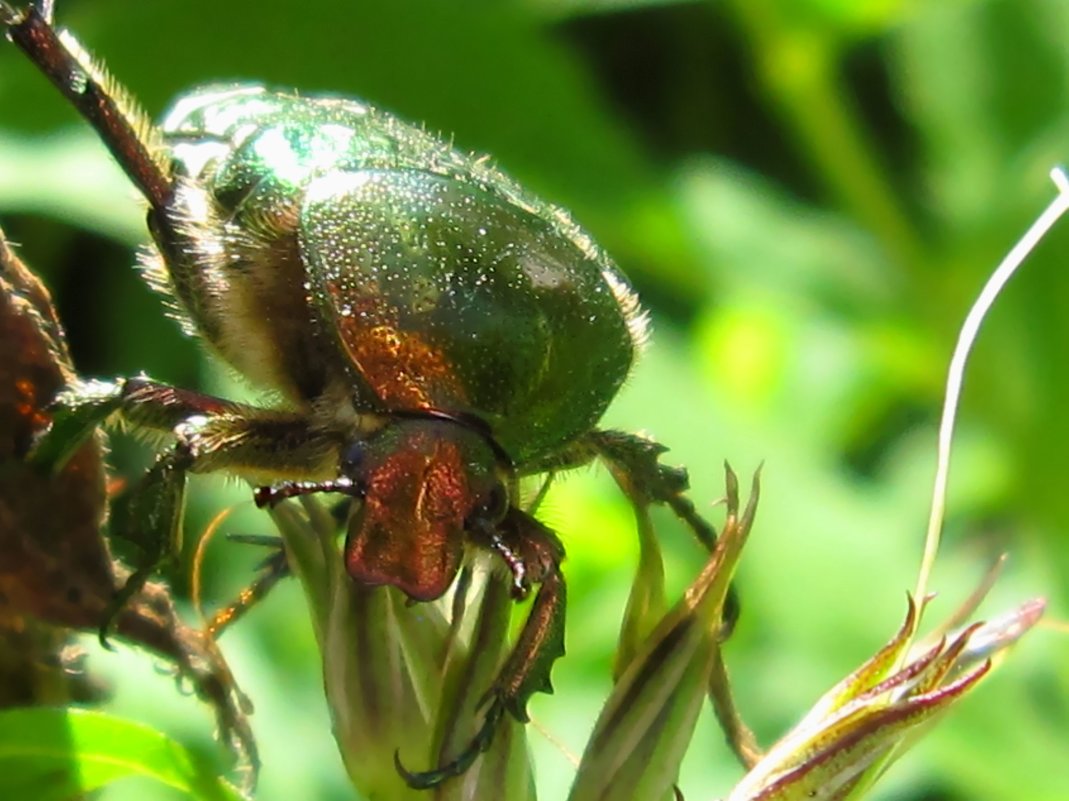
[913,167,1069,612]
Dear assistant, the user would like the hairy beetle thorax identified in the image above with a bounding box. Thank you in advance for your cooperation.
[141,85,360,406]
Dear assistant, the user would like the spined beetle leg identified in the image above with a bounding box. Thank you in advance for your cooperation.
[396,507,566,789]
[586,429,757,767]
[30,376,344,645]
[584,429,739,633]
[524,428,752,763]
[203,534,292,639]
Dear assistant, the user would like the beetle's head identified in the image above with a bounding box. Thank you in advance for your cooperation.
[340,417,509,601]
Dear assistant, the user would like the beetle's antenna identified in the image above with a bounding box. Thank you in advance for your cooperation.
[4,5,173,211]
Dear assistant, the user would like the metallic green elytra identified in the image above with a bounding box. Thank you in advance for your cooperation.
[3,2,728,789]
[154,85,644,463]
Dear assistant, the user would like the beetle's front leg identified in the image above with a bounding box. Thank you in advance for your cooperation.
[398,508,566,789]
[587,429,761,768]
[485,509,567,718]
[585,429,740,627]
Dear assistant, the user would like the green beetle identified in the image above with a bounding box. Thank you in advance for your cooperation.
[152,84,644,604]
[3,1,726,787]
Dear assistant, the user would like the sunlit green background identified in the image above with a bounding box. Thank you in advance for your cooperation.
[1,0,1067,799]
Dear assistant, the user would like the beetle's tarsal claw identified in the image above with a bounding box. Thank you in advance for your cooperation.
[98,561,154,651]
[253,486,277,508]
[395,699,507,789]
[97,622,116,652]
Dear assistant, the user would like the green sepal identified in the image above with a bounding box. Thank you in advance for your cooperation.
[570,466,758,801]
[613,490,667,682]
[269,498,447,800]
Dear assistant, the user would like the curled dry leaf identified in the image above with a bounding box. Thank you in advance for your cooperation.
[0,230,258,786]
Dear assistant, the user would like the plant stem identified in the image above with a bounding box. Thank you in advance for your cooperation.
[726,1,927,277]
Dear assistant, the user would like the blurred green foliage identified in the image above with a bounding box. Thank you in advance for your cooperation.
[0,707,245,801]
[0,0,1066,799]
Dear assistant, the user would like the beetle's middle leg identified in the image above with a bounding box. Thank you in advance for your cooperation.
[31,376,343,644]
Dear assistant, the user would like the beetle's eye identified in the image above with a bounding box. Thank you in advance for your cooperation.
[339,440,370,499]
[341,439,368,474]
[474,482,509,525]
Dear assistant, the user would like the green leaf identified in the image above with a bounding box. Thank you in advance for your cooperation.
[0,0,702,297]
[0,707,245,801]
[0,130,143,244]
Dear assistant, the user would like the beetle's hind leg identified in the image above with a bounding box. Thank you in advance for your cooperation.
[396,508,566,789]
